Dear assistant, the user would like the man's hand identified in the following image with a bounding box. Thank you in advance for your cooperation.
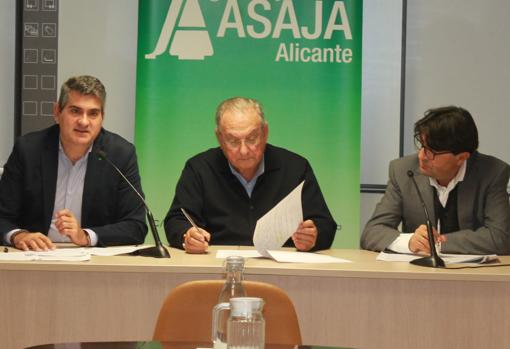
[183,227,211,254]
[55,209,89,246]
[292,219,318,251]
[409,224,447,255]
[12,231,55,251]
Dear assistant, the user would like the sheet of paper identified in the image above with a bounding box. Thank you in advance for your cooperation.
[0,248,90,262]
[376,251,418,262]
[0,252,34,261]
[216,249,263,259]
[440,253,499,264]
[87,245,147,256]
[376,251,499,264]
[216,249,351,264]
[35,249,91,261]
[267,250,352,263]
[0,245,154,261]
[253,181,304,257]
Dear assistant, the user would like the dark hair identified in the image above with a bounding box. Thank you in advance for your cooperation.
[58,75,106,111]
[414,106,478,154]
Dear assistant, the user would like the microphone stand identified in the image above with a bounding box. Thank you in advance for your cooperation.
[407,171,445,268]
[131,209,171,258]
[97,150,170,258]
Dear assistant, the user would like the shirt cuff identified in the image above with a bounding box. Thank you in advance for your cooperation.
[4,229,23,246]
[84,229,98,246]
[387,233,413,254]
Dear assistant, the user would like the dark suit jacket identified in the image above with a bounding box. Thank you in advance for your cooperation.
[164,144,337,250]
[0,125,148,246]
[361,152,510,255]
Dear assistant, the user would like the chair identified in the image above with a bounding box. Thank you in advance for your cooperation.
[153,280,302,345]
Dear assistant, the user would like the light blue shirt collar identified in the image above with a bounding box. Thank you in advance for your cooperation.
[228,157,265,198]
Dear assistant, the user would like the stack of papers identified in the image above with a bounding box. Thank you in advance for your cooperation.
[376,251,499,264]
[0,248,91,262]
[0,245,147,262]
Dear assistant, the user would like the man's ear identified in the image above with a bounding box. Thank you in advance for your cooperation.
[52,102,60,124]
[458,151,471,163]
[262,123,269,140]
[215,127,221,144]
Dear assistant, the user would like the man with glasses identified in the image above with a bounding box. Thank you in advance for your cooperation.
[361,106,510,255]
[164,97,336,253]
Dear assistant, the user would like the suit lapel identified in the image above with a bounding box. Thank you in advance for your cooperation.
[457,156,477,229]
[82,131,105,226]
[41,129,59,233]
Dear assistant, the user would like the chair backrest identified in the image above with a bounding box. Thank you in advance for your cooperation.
[153,280,302,345]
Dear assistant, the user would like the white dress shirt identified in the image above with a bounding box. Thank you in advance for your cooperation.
[387,160,467,253]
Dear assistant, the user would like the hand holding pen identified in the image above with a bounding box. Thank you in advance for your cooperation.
[180,208,211,254]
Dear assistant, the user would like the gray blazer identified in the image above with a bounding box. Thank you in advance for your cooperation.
[361,152,510,255]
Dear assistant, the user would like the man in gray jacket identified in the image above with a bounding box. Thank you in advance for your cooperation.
[361,106,510,255]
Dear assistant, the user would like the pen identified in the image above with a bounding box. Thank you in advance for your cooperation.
[180,208,209,241]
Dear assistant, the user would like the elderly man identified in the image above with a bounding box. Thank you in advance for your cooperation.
[0,75,147,250]
[164,97,336,253]
[361,106,510,255]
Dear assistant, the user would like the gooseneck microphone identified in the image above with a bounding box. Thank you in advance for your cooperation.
[407,170,445,268]
[97,150,170,258]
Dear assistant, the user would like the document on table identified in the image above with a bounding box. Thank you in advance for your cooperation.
[0,248,90,261]
[0,245,150,261]
[216,249,263,259]
[266,250,351,263]
[87,245,148,256]
[253,181,304,257]
[216,249,351,264]
[376,251,499,264]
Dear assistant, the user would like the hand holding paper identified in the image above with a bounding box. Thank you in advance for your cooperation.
[253,181,304,257]
[292,219,318,251]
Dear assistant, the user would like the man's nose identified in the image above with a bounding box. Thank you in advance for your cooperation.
[78,114,90,126]
[239,141,249,155]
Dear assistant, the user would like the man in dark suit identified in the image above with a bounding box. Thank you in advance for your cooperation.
[0,75,147,250]
[164,97,337,253]
[361,106,510,255]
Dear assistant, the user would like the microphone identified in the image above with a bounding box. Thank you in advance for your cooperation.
[407,170,445,268]
[97,150,170,258]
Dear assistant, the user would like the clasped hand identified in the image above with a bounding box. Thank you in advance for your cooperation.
[409,224,447,255]
[12,209,89,251]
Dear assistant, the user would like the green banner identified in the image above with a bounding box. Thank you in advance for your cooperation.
[136,0,362,248]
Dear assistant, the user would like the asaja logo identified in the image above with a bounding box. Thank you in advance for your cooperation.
[146,0,354,64]
[145,0,214,60]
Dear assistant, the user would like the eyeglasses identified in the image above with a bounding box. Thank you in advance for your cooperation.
[414,135,452,160]
[220,130,262,150]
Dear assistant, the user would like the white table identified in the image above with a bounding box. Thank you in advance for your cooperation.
[1,246,510,349]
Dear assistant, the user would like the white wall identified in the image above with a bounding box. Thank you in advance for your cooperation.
[404,0,510,161]
[58,0,138,142]
[360,192,383,237]
[361,0,403,186]
[0,1,15,165]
